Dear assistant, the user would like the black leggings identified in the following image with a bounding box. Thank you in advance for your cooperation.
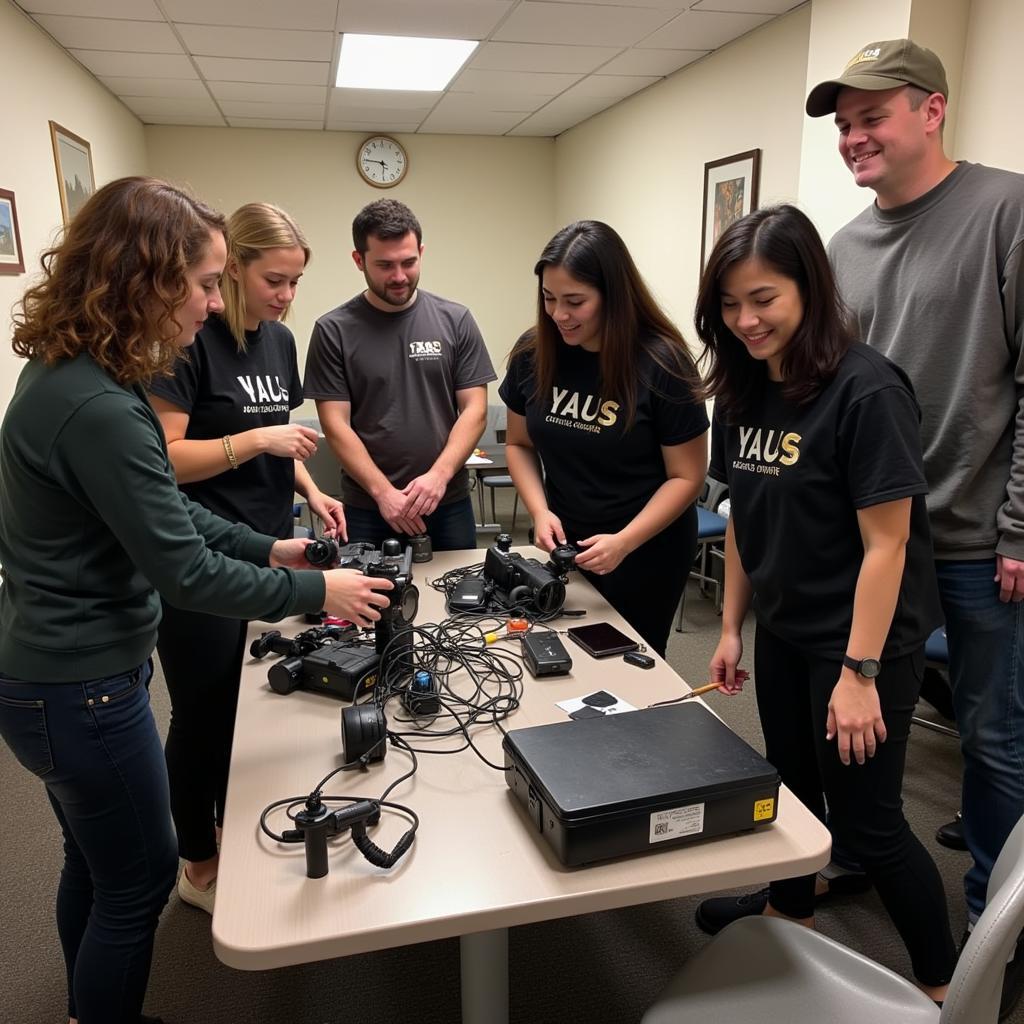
[156,601,248,863]
[561,506,697,658]
[754,624,957,986]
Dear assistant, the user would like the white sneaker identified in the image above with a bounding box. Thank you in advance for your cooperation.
[177,868,216,915]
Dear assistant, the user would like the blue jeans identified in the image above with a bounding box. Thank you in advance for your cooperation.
[937,558,1024,920]
[345,495,478,552]
[0,662,178,1023]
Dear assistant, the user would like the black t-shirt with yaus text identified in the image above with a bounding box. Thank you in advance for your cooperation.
[149,314,303,539]
[709,343,941,659]
[500,340,708,533]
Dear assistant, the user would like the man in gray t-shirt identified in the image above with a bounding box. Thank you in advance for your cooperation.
[304,199,495,551]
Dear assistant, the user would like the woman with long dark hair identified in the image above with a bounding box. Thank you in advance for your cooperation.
[499,220,708,656]
[692,203,955,1001]
[0,177,391,1024]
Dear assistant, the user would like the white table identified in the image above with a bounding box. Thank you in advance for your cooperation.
[213,548,830,1022]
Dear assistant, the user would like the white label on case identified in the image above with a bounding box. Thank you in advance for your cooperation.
[649,804,705,843]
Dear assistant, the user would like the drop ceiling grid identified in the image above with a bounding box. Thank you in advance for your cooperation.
[15,0,805,135]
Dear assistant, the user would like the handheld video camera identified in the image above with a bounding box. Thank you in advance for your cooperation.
[250,624,379,700]
[481,534,576,617]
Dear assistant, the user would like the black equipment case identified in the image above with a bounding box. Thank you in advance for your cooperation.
[503,702,780,866]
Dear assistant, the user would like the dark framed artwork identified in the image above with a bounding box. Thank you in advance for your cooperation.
[0,188,25,274]
[49,120,96,225]
[700,149,761,268]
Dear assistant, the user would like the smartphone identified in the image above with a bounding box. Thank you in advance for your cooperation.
[565,622,639,659]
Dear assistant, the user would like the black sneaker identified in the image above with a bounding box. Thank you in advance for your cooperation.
[695,888,769,935]
[936,813,968,851]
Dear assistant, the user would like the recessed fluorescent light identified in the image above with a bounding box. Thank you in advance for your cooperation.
[336,33,478,91]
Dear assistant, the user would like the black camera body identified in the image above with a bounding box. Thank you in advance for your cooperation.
[482,534,572,616]
[304,538,378,570]
[267,641,381,701]
[251,625,379,700]
[365,539,420,661]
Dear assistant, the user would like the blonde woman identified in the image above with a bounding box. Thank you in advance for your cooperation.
[149,203,344,913]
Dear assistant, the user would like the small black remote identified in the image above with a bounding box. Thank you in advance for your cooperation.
[623,652,655,669]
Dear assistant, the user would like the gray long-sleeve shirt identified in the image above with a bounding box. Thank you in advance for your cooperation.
[829,162,1024,560]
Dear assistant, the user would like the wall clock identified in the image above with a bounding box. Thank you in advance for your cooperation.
[356,135,408,188]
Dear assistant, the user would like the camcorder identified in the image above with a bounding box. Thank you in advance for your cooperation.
[449,533,576,617]
[249,623,380,700]
[257,539,420,698]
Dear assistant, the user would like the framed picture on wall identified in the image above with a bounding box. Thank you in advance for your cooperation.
[49,121,96,225]
[0,188,25,275]
[700,149,761,268]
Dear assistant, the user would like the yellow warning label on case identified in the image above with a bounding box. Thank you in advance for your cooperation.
[753,798,775,822]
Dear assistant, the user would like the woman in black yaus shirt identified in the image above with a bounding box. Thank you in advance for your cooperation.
[499,220,708,656]
[692,203,955,1001]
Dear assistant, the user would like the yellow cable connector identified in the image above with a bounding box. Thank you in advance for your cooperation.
[484,632,500,645]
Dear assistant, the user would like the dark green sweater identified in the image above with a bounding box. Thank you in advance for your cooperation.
[0,354,326,681]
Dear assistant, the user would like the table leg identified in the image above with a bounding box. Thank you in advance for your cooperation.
[460,927,509,1024]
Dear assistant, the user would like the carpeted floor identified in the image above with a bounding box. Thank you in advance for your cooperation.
[0,488,1013,1023]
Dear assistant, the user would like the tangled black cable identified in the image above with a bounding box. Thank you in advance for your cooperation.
[259,732,420,870]
[359,616,529,771]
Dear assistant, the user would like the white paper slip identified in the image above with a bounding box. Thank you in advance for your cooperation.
[467,454,493,466]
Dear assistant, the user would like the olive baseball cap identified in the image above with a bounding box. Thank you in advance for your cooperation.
[805,38,948,117]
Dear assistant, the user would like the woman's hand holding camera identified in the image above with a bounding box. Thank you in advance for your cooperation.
[323,570,394,628]
[533,510,566,553]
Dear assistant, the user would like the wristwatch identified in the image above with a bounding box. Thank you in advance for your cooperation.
[843,654,881,679]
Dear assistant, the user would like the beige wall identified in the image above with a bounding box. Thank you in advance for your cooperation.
[552,5,812,349]
[955,0,1024,170]
[0,0,147,410]
[146,127,556,414]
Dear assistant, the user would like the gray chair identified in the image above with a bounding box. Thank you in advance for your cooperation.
[641,812,1024,1024]
[675,477,728,631]
[480,474,519,532]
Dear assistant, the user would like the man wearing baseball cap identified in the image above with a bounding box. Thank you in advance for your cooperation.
[820,37,1024,1015]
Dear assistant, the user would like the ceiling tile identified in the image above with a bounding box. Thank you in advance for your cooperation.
[541,0,687,6]
[32,14,184,52]
[493,2,677,47]
[99,76,209,98]
[637,9,773,49]
[327,108,431,126]
[506,113,573,136]
[561,74,659,100]
[121,95,222,117]
[162,0,338,31]
[209,82,328,104]
[432,91,548,114]
[469,42,621,74]
[335,0,513,39]
[599,47,707,75]
[21,0,162,18]
[328,121,423,133]
[176,24,334,61]
[226,118,325,130]
[194,57,330,86]
[419,107,528,134]
[330,88,442,112]
[451,68,583,97]
[141,114,228,126]
[70,49,198,77]
[692,0,802,13]
[217,100,326,119]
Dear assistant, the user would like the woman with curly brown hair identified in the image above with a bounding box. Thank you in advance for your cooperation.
[0,177,391,1024]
